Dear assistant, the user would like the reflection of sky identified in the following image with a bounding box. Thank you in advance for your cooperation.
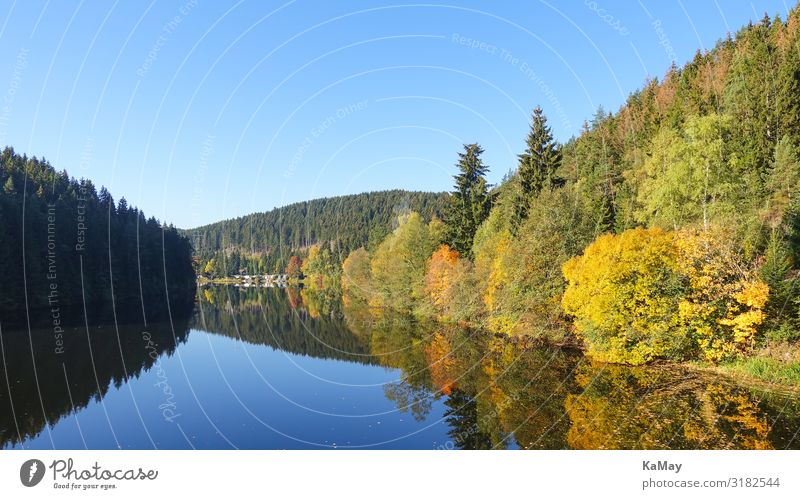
[11,330,455,450]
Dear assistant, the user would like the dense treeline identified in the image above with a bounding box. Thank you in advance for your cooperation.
[336,9,800,378]
[0,147,196,318]
[186,190,448,277]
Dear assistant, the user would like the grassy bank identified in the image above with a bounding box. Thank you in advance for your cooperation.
[688,343,800,391]
[716,357,800,388]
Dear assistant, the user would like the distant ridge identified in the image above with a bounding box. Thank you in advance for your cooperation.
[184,189,449,273]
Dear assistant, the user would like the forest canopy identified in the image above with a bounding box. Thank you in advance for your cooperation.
[330,9,800,374]
[0,147,196,319]
[186,189,448,276]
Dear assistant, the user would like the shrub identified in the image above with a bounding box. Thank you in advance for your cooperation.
[562,226,770,364]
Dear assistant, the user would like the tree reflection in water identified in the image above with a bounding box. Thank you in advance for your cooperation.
[3,285,798,449]
[334,288,800,450]
[197,285,800,449]
[0,296,193,448]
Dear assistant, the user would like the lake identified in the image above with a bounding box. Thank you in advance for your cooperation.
[2,285,799,449]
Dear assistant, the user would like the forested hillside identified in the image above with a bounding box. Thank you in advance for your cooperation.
[334,9,800,381]
[186,189,448,275]
[0,147,196,318]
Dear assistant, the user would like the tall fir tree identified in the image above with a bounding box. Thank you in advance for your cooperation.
[510,106,562,234]
[445,143,492,256]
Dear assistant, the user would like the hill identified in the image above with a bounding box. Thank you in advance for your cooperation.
[333,8,800,377]
[0,147,196,318]
[185,189,449,275]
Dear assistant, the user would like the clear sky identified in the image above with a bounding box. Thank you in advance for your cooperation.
[0,0,792,229]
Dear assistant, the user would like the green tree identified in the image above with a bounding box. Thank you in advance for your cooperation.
[0,147,195,313]
[759,230,799,340]
[634,114,738,231]
[444,143,492,256]
[341,247,371,300]
[490,188,595,340]
[763,137,800,228]
[370,212,433,310]
[510,106,561,233]
[184,190,448,273]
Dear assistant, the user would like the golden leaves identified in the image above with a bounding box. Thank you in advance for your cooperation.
[562,226,770,364]
[425,244,461,313]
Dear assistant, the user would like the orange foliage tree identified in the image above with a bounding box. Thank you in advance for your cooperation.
[285,255,303,279]
[424,245,461,314]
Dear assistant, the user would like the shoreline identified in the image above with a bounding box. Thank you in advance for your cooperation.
[202,282,800,392]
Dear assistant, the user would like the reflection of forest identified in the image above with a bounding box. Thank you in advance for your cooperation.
[193,286,379,365]
[200,286,800,449]
[5,285,797,449]
[565,365,800,449]
[0,296,194,448]
[343,291,800,449]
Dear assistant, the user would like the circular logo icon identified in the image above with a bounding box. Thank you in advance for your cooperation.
[20,459,45,487]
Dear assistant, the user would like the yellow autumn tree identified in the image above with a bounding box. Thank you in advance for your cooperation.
[472,207,515,334]
[424,245,461,313]
[562,227,687,364]
[341,247,371,300]
[562,225,770,365]
[301,244,320,276]
[674,226,770,362]
[484,238,512,315]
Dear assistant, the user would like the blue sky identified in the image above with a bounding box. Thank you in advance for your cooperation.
[0,0,793,228]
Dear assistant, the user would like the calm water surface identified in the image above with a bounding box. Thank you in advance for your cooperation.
[2,285,799,449]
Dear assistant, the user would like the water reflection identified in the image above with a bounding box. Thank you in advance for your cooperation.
[0,298,193,448]
[2,285,799,449]
[565,364,799,449]
[335,287,800,450]
[203,285,800,449]
[195,286,377,364]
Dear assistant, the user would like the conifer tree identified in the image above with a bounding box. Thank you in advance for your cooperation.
[445,143,492,256]
[510,106,561,233]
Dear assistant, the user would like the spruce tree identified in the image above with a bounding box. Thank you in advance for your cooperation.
[445,143,492,256]
[511,106,561,234]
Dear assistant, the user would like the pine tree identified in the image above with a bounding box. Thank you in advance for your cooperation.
[510,106,561,234]
[445,143,492,256]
